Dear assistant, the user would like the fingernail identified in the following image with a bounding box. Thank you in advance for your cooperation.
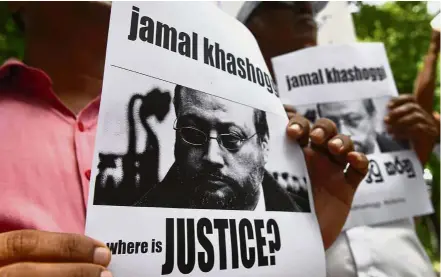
[310,128,325,143]
[356,153,366,164]
[289,123,302,134]
[94,247,111,265]
[349,152,362,164]
[101,271,113,277]
[330,138,343,150]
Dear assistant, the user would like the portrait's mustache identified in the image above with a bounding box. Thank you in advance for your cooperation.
[192,168,237,187]
[205,172,234,184]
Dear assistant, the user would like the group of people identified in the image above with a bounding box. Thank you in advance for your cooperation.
[0,1,439,277]
[243,2,439,276]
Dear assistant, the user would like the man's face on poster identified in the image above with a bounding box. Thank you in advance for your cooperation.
[173,87,269,210]
[319,100,376,154]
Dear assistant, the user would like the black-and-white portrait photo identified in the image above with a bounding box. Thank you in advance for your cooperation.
[93,75,311,213]
[296,96,410,155]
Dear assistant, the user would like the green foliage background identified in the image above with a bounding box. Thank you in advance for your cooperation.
[0,3,24,62]
[353,1,440,271]
[0,0,439,272]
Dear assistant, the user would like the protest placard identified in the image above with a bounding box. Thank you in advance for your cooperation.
[85,2,325,276]
[272,43,433,229]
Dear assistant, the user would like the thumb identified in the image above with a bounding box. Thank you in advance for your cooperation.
[302,147,314,169]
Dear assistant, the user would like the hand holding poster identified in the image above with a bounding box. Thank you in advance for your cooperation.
[272,43,433,229]
[85,2,325,276]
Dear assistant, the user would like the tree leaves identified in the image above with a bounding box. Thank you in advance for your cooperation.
[354,2,437,95]
[0,2,24,63]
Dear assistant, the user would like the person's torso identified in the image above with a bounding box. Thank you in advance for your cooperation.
[326,218,436,277]
[0,60,99,234]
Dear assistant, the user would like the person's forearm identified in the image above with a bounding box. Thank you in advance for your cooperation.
[414,51,439,113]
[414,137,437,165]
[414,44,439,114]
[413,113,439,165]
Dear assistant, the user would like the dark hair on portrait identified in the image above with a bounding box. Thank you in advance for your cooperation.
[174,85,269,143]
[317,98,376,118]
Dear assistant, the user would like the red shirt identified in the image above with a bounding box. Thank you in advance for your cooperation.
[0,59,100,234]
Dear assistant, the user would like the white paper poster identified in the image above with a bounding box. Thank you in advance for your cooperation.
[85,2,325,276]
[272,43,433,229]
[215,1,244,17]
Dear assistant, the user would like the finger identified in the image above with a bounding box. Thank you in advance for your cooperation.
[287,112,296,120]
[327,134,354,164]
[387,94,415,110]
[0,262,111,277]
[284,104,297,114]
[385,102,420,123]
[433,111,440,123]
[310,118,338,147]
[345,152,369,189]
[386,112,429,131]
[286,114,311,147]
[0,230,111,267]
[388,123,439,140]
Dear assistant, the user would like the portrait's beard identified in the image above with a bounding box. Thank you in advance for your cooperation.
[174,138,266,210]
[189,169,263,210]
[175,162,265,210]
